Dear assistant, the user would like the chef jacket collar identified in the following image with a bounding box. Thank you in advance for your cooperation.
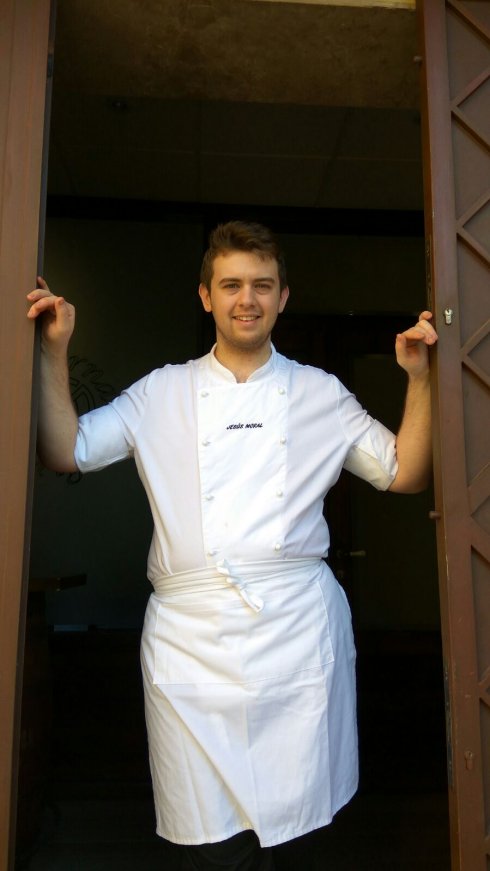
[205,344,278,383]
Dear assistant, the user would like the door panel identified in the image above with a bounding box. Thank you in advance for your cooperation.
[417,1,490,868]
[0,2,52,869]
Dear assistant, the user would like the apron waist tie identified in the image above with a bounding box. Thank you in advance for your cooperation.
[216,558,264,612]
[150,558,322,612]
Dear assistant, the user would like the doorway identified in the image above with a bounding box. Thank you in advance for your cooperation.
[15,2,451,869]
[18,230,449,871]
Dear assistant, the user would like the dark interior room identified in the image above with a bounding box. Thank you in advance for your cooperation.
[17,2,450,869]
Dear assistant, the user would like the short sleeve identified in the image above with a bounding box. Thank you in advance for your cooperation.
[335,379,398,491]
[74,371,153,473]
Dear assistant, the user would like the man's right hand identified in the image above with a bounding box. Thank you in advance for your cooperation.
[27,277,75,353]
[27,277,79,472]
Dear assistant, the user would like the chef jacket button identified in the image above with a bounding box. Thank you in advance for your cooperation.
[200,390,209,398]
[278,386,286,395]
[204,494,214,501]
[274,542,282,552]
[207,548,217,556]
[201,438,211,446]
[279,435,287,445]
[276,488,283,497]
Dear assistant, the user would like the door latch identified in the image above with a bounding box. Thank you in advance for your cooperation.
[444,308,453,325]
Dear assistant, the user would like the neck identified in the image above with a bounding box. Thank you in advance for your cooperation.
[213,342,272,383]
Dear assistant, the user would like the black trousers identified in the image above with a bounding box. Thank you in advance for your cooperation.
[181,830,274,870]
[168,824,329,870]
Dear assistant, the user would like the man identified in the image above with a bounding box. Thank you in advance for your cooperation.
[27,221,437,870]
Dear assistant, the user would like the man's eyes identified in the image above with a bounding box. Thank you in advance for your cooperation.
[223,282,273,291]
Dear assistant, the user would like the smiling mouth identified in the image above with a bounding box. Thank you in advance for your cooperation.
[233,315,259,321]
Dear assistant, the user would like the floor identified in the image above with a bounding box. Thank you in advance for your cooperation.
[18,791,450,871]
[16,628,451,870]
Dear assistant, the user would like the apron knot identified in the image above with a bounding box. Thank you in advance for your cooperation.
[216,559,264,613]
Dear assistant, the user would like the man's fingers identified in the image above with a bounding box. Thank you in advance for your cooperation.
[27,290,51,304]
[417,311,438,341]
[27,277,53,306]
[27,294,70,319]
[410,326,437,344]
[27,278,50,297]
[27,294,56,317]
[397,312,438,347]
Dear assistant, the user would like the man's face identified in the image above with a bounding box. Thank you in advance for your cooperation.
[198,251,289,358]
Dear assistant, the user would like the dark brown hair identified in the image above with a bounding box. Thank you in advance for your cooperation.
[200,221,288,289]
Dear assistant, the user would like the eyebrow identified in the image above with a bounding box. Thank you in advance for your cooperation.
[218,276,275,285]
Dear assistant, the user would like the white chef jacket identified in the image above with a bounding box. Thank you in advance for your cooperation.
[75,345,398,847]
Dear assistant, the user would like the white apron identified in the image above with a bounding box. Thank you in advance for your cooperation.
[140,557,358,848]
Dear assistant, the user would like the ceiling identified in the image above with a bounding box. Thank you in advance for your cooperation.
[48,0,424,210]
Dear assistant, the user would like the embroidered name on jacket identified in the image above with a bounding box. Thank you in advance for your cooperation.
[226,422,263,430]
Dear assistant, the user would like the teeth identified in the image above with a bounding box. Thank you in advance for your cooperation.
[235,316,257,321]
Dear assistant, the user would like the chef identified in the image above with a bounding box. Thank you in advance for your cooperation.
[27,221,438,871]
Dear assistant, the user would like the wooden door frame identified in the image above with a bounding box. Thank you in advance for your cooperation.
[1,1,487,869]
[0,1,52,869]
[417,1,490,868]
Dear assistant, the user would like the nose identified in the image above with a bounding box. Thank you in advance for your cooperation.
[237,284,256,306]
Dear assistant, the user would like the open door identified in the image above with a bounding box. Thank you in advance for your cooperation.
[417,1,490,869]
[0,2,52,869]
[1,2,487,870]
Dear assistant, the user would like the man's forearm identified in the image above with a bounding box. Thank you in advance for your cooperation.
[37,348,79,472]
[389,373,432,494]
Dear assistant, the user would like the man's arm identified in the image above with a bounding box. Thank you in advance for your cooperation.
[388,310,438,494]
[27,278,79,472]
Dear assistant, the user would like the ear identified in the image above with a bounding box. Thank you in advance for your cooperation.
[198,283,212,313]
[278,286,289,313]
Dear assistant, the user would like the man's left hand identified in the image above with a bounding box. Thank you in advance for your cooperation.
[395,311,438,378]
